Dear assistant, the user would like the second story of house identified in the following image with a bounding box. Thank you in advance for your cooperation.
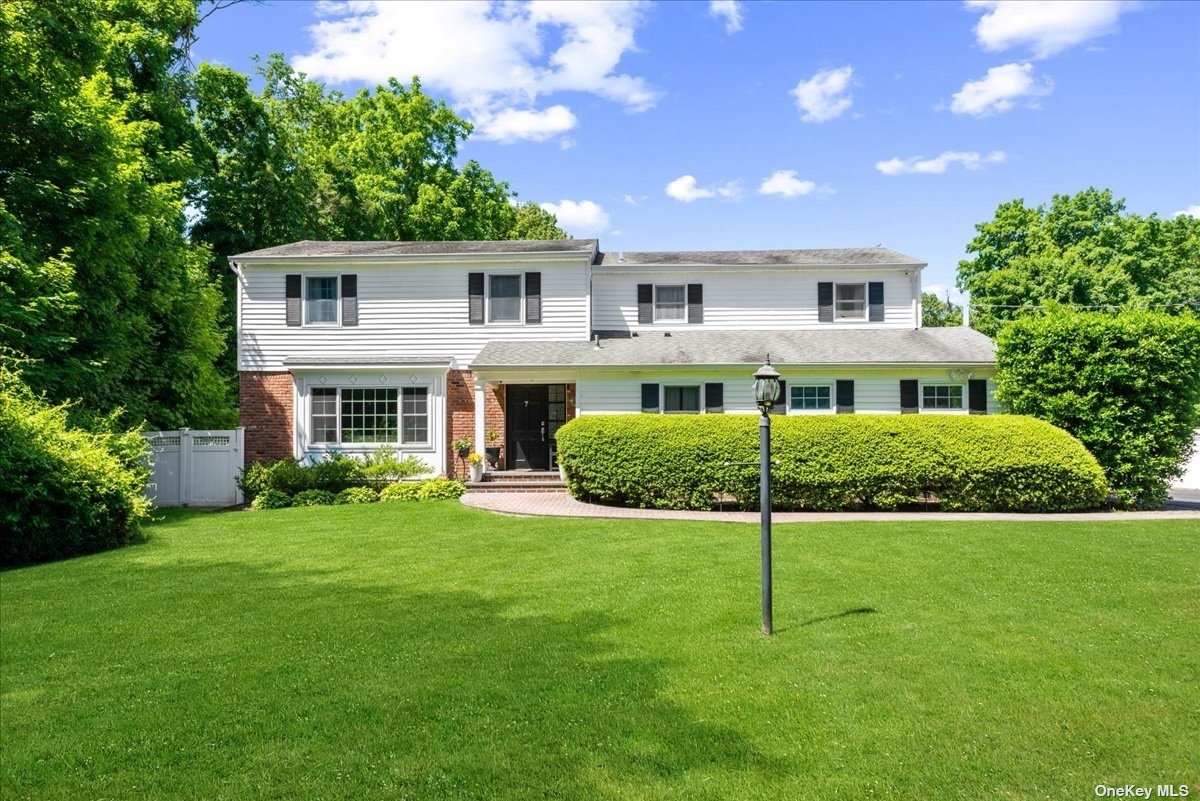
[231,240,927,371]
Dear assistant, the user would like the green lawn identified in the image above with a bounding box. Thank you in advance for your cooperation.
[2,504,1197,800]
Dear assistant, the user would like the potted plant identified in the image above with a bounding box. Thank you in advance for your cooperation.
[453,437,472,459]
[467,452,485,482]
[484,429,502,470]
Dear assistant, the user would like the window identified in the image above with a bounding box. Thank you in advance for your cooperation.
[305,276,338,325]
[340,388,398,443]
[312,388,339,443]
[489,274,522,322]
[401,387,429,445]
[790,385,831,411]
[654,285,686,321]
[835,283,866,320]
[922,384,963,410]
[663,385,700,413]
[547,383,566,439]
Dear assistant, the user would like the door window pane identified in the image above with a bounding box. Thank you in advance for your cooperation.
[922,384,963,410]
[401,387,429,444]
[655,285,685,321]
[312,387,338,442]
[835,284,865,319]
[663,386,700,413]
[489,275,521,322]
[341,388,398,442]
[305,277,338,324]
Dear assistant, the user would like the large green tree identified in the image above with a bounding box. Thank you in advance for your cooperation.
[920,292,963,327]
[957,188,1200,336]
[190,56,566,375]
[0,0,231,428]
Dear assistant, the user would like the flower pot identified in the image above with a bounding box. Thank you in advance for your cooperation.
[469,463,484,483]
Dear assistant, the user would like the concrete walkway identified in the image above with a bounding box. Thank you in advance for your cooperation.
[461,491,1200,523]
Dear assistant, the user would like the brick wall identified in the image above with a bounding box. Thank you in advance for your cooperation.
[446,369,506,475]
[240,371,293,465]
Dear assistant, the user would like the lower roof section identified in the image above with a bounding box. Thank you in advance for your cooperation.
[472,327,995,369]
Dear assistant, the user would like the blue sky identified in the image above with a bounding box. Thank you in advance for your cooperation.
[193,0,1200,298]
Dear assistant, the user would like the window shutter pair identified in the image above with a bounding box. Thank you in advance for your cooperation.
[817,281,884,322]
[470,272,540,324]
[286,274,357,326]
[636,283,703,324]
[836,380,854,413]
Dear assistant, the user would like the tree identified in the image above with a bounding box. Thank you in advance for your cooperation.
[957,188,1200,336]
[0,0,232,428]
[920,292,962,327]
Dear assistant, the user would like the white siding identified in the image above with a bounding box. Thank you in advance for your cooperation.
[576,369,996,415]
[238,258,590,370]
[591,267,919,333]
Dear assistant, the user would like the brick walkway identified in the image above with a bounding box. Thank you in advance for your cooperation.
[461,492,1200,523]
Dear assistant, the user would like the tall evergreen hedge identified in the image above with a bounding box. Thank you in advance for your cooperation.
[556,414,1107,513]
[995,310,1200,508]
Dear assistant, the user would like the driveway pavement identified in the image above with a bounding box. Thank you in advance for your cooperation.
[462,492,1200,523]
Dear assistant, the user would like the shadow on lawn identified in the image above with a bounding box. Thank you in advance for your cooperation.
[4,555,784,798]
[797,606,877,628]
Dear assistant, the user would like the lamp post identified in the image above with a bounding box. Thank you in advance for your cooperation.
[753,358,782,636]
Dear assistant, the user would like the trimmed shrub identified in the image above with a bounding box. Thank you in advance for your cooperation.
[415,478,466,501]
[250,489,291,510]
[996,309,1200,508]
[238,452,431,502]
[380,481,421,502]
[238,459,313,500]
[0,367,150,566]
[555,414,1107,513]
[360,449,430,482]
[335,486,378,504]
[308,453,364,493]
[291,489,336,507]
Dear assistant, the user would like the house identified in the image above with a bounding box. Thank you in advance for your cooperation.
[230,239,997,473]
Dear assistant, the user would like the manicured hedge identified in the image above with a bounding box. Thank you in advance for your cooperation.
[555,414,1107,513]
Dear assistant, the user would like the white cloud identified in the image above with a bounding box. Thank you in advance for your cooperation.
[665,175,716,202]
[709,0,743,33]
[623,193,640,206]
[475,105,578,143]
[876,151,1007,175]
[949,62,1053,117]
[790,66,855,123]
[293,1,657,144]
[758,170,819,198]
[538,199,611,237]
[966,0,1140,59]
[1174,205,1200,219]
[715,181,744,200]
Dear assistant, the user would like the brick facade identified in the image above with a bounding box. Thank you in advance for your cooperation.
[239,371,294,465]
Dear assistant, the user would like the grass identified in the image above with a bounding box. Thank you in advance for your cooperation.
[1,504,1197,800]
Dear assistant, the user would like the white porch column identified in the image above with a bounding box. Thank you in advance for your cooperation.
[473,377,486,458]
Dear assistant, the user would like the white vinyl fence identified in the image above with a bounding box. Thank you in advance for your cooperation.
[144,428,244,507]
[1175,431,1200,490]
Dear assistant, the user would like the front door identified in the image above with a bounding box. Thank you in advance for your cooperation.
[506,385,550,470]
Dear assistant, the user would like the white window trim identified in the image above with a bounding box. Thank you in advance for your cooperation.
[303,274,341,328]
[662,384,702,414]
[788,383,834,415]
[398,386,432,447]
[919,381,966,412]
[305,385,435,449]
[833,282,867,322]
[486,272,525,325]
[653,284,687,324]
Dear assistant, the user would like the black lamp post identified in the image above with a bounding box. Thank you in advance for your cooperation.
[753,358,782,635]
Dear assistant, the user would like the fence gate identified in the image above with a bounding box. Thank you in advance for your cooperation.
[144,428,244,507]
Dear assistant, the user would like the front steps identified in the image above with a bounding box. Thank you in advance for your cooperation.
[465,470,566,493]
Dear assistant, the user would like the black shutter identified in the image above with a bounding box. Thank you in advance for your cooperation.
[969,379,988,414]
[286,274,302,327]
[817,282,833,323]
[525,272,541,324]
[836,380,855,413]
[637,284,653,324]
[900,379,919,414]
[771,379,787,414]
[704,382,724,413]
[868,281,885,322]
[468,272,484,325]
[341,274,358,327]
[687,283,703,324]
[641,383,660,413]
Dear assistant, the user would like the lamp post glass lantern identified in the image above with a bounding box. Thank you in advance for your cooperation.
[753,358,781,635]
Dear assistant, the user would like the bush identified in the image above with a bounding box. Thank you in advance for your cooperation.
[238,459,313,500]
[238,452,432,502]
[360,448,430,481]
[291,489,336,507]
[555,414,1107,513]
[379,481,421,502]
[0,367,150,566]
[996,310,1200,508]
[415,478,466,501]
[250,489,291,510]
[335,486,378,504]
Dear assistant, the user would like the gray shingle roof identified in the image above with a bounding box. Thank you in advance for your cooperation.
[234,239,598,259]
[473,328,995,368]
[593,247,923,267]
